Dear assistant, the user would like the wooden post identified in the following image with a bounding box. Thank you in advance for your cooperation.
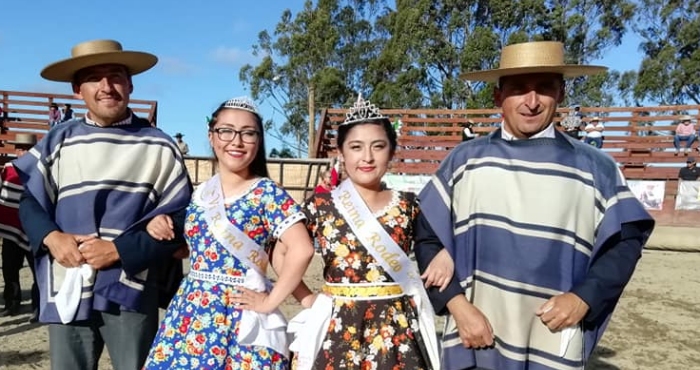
[308,85,315,158]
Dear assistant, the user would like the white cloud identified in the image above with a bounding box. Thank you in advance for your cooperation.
[210,46,257,66]
[159,57,195,76]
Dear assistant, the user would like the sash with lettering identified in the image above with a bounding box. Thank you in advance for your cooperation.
[331,179,441,370]
[194,174,290,357]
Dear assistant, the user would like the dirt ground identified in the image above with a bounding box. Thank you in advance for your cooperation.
[1,249,699,369]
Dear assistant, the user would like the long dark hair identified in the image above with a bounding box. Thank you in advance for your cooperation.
[337,118,398,157]
[207,102,269,178]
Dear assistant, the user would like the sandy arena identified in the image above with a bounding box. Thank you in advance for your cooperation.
[1,238,699,369]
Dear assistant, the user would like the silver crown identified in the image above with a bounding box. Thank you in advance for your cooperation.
[223,96,260,116]
[342,93,387,126]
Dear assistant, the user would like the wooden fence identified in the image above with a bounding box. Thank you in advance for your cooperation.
[0,90,157,157]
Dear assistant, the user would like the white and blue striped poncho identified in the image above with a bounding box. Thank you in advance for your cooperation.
[419,129,654,370]
[14,115,192,323]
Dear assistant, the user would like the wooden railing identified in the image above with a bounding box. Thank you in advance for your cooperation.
[184,156,332,202]
[314,105,700,181]
[0,90,158,159]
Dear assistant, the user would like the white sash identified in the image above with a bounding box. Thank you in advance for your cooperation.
[195,174,290,357]
[331,180,441,370]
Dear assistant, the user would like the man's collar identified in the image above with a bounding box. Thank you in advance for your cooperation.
[500,122,556,141]
[85,109,133,127]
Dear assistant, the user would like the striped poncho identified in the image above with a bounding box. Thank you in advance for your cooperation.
[0,163,29,250]
[13,115,192,323]
[418,129,654,370]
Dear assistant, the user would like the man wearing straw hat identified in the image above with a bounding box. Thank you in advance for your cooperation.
[13,39,192,370]
[0,133,40,323]
[414,41,655,370]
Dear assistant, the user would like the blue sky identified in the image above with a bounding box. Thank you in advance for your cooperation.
[0,0,644,157]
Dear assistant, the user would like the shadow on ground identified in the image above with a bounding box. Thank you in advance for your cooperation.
[587,346,621,370]
[0,350,48,369]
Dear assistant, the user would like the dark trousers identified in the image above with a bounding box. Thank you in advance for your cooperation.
[48,286,160,370]
[1,239,39,309]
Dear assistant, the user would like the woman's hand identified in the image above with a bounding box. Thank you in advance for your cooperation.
[147,214,175,241]
[232,286,275,314]
[421,249,454,292]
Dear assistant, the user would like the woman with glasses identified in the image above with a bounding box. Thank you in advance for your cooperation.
[142,97,315,370]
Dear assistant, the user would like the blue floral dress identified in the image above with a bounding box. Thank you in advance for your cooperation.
[143,178,305,370]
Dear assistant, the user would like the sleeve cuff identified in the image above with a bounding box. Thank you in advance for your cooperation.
[427,278,464,316]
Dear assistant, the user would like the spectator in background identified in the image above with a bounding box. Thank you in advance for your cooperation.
[61,104,74,122]
[48,103,61,128]
[584,117,604,148]
[461,119,478,142]
[0,133,40,323]
[314,169,333,194]
[678,157,700,181]
[174,132,189,156]
[673,115,697,156]
[329,156,340,187]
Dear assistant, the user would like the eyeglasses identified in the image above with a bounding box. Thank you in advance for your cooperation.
[211,128,260,143]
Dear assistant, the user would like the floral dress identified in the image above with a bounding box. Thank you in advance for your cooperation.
[301,190,430,369]
[143,178,305,370]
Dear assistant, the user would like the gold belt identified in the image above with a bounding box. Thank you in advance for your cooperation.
[322,283,403,298]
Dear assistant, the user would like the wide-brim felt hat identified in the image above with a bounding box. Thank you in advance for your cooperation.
[8,133,37,146]
[460,41,608,82]
[41,39,158,82]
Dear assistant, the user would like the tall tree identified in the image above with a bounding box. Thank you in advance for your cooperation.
[240,0,390,156]
[628,0,700,105]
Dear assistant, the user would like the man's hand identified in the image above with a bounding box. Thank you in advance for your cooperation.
[536,292,589,331]
[78,239,120,270]
[447,295,494,349]
[43,231,94,268]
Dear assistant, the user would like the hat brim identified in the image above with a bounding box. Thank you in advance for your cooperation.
[460,65,608,82]
[7,141,36,146]
[41,51,158,82]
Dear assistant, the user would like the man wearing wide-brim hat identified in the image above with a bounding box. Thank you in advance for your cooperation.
[13,39,193,370]
[414,41,655,370]
[173,132,189,156]
[0,133,40,323]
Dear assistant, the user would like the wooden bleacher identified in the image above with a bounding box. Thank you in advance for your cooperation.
[0,90,158,164]
[313,105,700,226]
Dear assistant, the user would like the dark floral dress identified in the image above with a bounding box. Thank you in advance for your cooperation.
[300,189,430,369]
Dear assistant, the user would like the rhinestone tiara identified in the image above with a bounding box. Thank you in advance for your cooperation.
[342,93,387,126]
[222,96,260,116]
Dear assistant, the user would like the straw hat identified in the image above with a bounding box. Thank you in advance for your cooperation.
[8,133,37,146]
[679,115,695,122]
[41,39,158,82]
[460,41,607,82]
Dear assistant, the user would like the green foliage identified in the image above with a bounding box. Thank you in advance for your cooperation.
[269,147,296,158]
[240,0,699,155]
[628,0,700,104]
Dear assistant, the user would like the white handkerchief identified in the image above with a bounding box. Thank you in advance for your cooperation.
[54,264,95,324]
[559,326,578,357]
[236,270,290,356]
[287,294,333,370]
